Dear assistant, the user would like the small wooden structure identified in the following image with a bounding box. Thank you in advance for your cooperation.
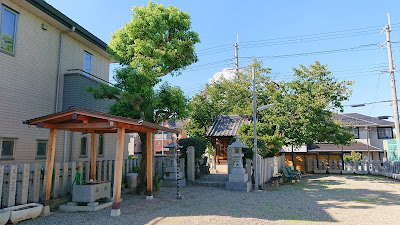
[24,107,179,216]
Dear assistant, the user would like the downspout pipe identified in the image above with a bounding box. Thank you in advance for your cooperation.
[56,26,75,163]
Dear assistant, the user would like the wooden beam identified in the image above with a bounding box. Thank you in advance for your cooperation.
[90,133,97,180]
[50,122,116,130]
[146,132,153,196]
[42,128,57,206]
[114,121,156,133]
[111,127,125,216]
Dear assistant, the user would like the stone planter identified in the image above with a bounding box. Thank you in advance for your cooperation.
[4,203,43,224]
[126,173,138,189]
[0,209,10,225]
[72,181,111,203]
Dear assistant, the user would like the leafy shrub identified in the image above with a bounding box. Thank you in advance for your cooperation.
[178,137,207,159]
[344,151,362,163]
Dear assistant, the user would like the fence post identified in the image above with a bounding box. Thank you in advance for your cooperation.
[30,163,41,203]
[70,162,76,193]
[51,163,60,199]
[108,160,112,182]
[3,165,17,207]
[0,165,3,205]
[61,162,68,196]
[97,161,102,181]
[17,163,30,205]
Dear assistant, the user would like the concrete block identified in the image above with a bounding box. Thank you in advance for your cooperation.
[225,181,251,192]
[329,170,342,174]
[314,170,326,174]
[231,168,246,174]
[59,201,112,212]
[5,203,43,224]
[40,205,50,216]
[110,209,120,217]
[67,202,77,206]
[146,195,153,200]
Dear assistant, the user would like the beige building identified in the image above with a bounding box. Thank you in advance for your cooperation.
[0,0,129,163]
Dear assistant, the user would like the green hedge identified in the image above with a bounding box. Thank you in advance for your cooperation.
[178,137,207,160]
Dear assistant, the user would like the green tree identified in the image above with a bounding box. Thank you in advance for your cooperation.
[265,61,355,146]
[88,1,199,187]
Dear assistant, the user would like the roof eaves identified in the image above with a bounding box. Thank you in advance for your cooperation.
[26,0,108,52]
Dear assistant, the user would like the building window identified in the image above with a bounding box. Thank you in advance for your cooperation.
[36,140,48,159]
[98,134,104,156]
[83,51,92,75]
[80,132,87,157]
[352,128,359,139]
[1,138,16,159]
[0,5,18,55]
[377,127,393,139]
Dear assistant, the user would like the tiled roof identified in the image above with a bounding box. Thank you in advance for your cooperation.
[307,142,382,152]
[333,113,394,127]
[206,115,250,137]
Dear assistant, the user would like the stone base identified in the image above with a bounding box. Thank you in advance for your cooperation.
[228,173,248,182]
[163,179,186,187]
[342,170,354,174]
[110,209,120,217]
[370,171,382,176]
[59,201,113,212]
[314,170,326,174]
[328,170,342,174]
[225,181,251,192]
[40,205,50,216]
[355,171,368,175]
[146,195,153,200]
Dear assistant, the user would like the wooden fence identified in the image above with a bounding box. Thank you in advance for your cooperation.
[0,156,142,209]
[256,154,285,185]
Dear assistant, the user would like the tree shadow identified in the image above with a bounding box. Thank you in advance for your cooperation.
[24,174,400,224]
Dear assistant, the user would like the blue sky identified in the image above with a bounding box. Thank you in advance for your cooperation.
[46,0,400,119]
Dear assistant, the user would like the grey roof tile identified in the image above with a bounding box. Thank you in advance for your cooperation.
[333,113,394,127]
[206,115,250,137]
[307,142,382,152]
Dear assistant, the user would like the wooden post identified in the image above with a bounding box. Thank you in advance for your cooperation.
[110,127,125,217]
[146,132,153,198]
[41,128,57,215]
[90,133,97,180]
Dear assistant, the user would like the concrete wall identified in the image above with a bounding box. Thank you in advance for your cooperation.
[0,0,114,163]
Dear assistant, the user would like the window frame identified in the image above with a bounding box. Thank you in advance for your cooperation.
[352,127,360,139]
[83,51,92,76]
[0,137,17,160]
[36,139,48,159]
[0,4,19,56]
[80,132,88,157]
[377,127,394,139]
[98,134,104,157]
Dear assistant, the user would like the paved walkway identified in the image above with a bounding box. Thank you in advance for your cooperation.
[23,174,400,224]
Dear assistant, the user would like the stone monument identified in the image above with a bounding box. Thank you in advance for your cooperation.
[225,137,251,192]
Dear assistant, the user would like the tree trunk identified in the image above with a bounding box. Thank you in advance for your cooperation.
[138,132,147,185]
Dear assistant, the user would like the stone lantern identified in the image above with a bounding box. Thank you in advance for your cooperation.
[163,139,186,187]
[226,137,251,192]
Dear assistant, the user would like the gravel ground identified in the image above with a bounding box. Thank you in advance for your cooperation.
[22,174,400,225]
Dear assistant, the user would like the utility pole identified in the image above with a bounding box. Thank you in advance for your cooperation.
[252,67,258,189]
[234,33,239,76]
[382,13,400,160]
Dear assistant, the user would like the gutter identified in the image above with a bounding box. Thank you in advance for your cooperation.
[56,26,75,162]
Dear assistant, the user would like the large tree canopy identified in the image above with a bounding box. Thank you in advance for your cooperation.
[109,1,200,77]
[186,60,355,157]
[264,61,355,146]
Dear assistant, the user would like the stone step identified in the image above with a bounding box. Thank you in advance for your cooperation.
[187,181,225,188]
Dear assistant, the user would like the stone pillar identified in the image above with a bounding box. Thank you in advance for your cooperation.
[355,160,359,171]
[339,160,343,171]
[334,160,337,170]
[225,139,251,192]
[377,160,382,172]
[314,159,318,172]
[329,160,332,171]
[187,146,195,182]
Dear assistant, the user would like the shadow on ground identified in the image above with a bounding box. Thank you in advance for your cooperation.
[22,174,400,224]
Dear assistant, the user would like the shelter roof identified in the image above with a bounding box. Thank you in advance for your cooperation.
[24,106,179,134]
[206,115,250,137]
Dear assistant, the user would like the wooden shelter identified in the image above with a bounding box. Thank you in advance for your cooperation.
[24,106,179,216]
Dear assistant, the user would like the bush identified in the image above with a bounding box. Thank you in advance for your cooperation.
[344,151,362,163]
[237,132,284,159]
[178,137,207,160]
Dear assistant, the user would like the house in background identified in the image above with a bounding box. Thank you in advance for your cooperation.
[206,115,250,164]
[0,0,128,163]
[128,120,188,156]
[283,113,395,171]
